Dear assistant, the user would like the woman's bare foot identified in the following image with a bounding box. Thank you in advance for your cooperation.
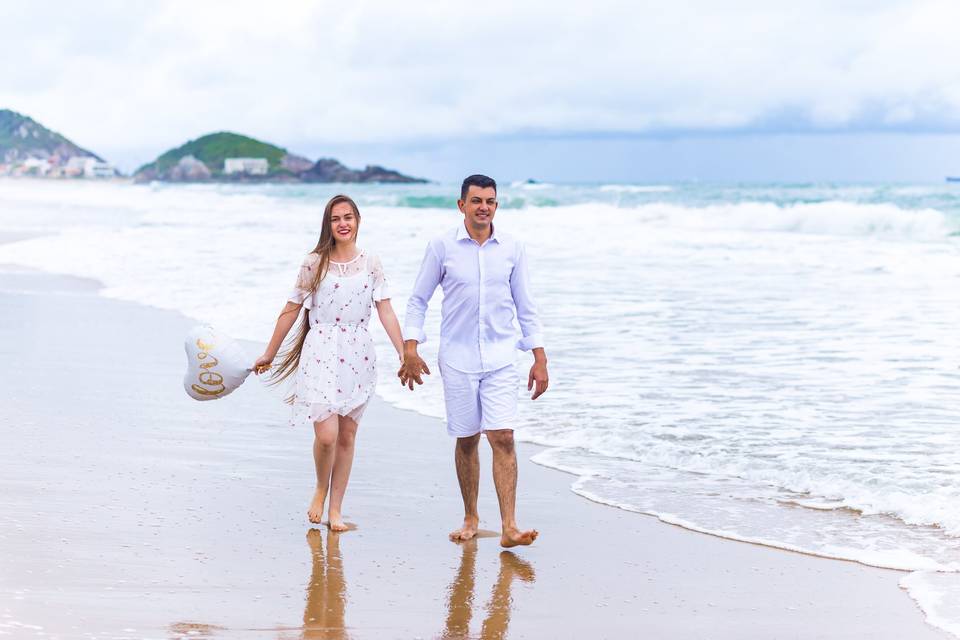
[500,526,538,548]
[449,516,480,542]
[328,510,349,532]
[307,488,327,524]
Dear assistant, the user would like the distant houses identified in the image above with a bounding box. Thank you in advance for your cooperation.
[0,155,117,178]
[0,109,118,179]
[223,157,269,176]
[63,157,117,178]
[85,159,117,178]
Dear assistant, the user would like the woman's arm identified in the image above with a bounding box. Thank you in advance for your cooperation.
[253,301,302,373]
[375,299,405,360]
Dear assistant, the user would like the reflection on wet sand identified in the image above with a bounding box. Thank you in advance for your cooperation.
[442,540,536,640]
[302,528,349,639]
[168,621,227,639]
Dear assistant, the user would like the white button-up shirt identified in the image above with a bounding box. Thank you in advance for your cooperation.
[404,223,544,373]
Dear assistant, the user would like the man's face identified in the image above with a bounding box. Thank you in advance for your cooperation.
[458,186,498,230]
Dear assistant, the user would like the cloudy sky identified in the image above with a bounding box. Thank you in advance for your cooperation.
[3,0,960,181]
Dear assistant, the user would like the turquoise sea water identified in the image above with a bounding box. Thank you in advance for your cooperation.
[256,180,960,218]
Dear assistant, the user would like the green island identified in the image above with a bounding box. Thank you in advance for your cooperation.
[134,131,426,183]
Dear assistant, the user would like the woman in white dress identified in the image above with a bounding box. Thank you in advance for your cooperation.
[254,194,404,530]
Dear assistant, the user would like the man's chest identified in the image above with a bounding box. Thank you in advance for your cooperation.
[440,246,515,289]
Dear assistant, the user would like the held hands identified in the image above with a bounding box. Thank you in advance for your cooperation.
[397,341,430,390]
[252,354,273,375]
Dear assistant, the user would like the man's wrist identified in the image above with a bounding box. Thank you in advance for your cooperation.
[403,339,420,356]
[532,347,547,365]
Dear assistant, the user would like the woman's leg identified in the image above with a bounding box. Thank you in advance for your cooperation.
[308,414,340,524]
[327,415,359,531]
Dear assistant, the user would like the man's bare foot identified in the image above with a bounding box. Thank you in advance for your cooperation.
[449,516,480,542]
[328,511,349,532]
[500,526,538,548]
[307,488,326,524]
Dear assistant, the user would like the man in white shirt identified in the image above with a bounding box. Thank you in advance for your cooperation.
[398,174,548,548]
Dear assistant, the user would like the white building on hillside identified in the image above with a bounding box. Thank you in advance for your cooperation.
[64,156,89,177]
[224,157,269,176]
[63,157,115,178]
[83,159,116,178]
[20,157,50,176]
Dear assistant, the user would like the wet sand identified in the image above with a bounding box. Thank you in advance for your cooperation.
[0,268,948,639]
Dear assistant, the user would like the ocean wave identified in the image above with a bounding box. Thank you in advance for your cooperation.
[902,572,960,639]
[569,482,949,572]
[528,445,960,573]
[508,180,556,190]
[516,199,956,240]
[396,195,458,209]
[599,438,960,537]
[391,194,560,209]
[599,184,674,193]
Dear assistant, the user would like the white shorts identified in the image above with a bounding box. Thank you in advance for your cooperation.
[439,363,519,437]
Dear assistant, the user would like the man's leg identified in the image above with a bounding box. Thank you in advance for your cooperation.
[480,365,538,547]
[308,414,339,524]
[450,433,481,541]
[486,429,538,547]
[441,363,483,542]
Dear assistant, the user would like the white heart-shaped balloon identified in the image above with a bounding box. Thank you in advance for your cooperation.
[183,325,251,401]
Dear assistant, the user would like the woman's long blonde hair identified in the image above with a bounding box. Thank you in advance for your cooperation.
[269,194,361,395]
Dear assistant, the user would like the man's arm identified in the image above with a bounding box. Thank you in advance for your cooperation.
[398,243,442,389]
[510,243,548,399]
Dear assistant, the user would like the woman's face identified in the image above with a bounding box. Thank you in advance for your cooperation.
[329,201,359,244]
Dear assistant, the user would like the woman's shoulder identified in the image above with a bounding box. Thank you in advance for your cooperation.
[301,251,321,267]
[361,250,382,265]
[360,251,386,278]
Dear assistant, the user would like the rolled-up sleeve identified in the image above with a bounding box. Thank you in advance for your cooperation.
[369,254,390,302]
[510,243,544,351]
[289,253,319,309]
[403,242,442,344]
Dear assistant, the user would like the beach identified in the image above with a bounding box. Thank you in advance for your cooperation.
[7,0,960,634]
[0,266,949,638]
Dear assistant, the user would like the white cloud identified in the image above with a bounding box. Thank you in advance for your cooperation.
[2,0,960,163]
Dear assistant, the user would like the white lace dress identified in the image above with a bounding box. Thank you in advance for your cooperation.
[287,250,389,427]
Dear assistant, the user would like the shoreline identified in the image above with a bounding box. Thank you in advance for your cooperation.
[540,459,945,573]
[0,266,950,638]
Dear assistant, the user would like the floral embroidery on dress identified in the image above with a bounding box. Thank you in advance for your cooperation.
[286,250,390,428]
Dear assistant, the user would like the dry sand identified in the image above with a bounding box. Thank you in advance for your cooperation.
[0,267,948,639]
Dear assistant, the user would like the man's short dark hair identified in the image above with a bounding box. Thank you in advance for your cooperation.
[460,174,497,201]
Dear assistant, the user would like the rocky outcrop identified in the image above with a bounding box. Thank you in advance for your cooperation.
[357,164,427,183]
[300,158,426,183]
[167,155,211,181]
[134,155,210,182]
[281,153,314,174]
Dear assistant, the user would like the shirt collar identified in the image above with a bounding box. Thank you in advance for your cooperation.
[457,221,500,244]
